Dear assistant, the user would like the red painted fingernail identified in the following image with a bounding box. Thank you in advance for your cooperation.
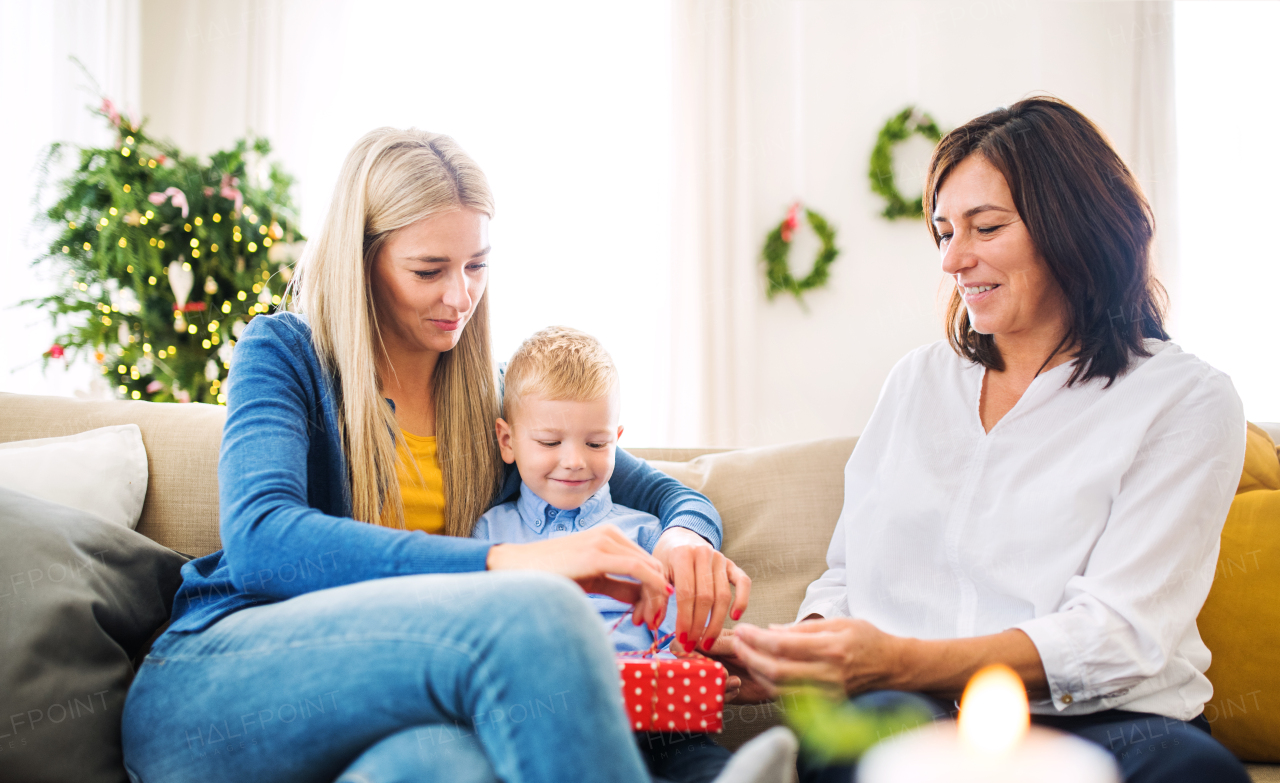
[666,584,674,595]
[703,636,716,651]
[732,610,742,621]
[680,632,688,646]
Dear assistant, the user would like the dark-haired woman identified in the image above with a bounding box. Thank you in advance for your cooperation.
[721,98,1250,782]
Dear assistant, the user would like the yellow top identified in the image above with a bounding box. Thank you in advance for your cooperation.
[396,429,446,533]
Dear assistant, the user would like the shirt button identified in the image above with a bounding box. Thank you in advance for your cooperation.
[555,524,566,531]
[1062,694,1074,704]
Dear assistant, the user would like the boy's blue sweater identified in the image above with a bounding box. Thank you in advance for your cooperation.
[166,313,722,633]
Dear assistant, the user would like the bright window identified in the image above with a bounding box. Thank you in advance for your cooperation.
[291,1,674,444]
[1175,1,1280,422]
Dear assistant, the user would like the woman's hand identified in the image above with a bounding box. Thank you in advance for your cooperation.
[486,525,673,631]
[732,621,1050,701]
[652,527,751,655]
[703,629,777,704]
[729,619,903,697]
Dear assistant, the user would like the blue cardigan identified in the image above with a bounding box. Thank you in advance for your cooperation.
[167,312,722,633]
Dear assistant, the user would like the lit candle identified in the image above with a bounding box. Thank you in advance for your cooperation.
[858,665,1121,783]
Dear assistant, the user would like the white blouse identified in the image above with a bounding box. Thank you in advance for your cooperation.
[798,339,1246,720]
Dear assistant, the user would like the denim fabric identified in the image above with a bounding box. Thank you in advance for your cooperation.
[329,727,737,783]
[168,312,723,635]
[794,691,1250,783]
[335,727,495,783]
[472,482,677,652]
[1032,711,1249,783]
[121,571,650,783]
[637,731,733,783]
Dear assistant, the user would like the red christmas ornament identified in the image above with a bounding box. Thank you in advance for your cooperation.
[47,344,65,359]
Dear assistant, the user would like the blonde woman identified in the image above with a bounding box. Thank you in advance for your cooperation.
[120,129,748,783]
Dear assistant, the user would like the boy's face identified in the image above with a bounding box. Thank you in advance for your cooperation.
[496,390,623,511]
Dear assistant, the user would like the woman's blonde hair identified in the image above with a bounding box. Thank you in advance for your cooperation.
[287,127,503,535]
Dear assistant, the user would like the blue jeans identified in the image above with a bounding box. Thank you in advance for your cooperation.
[121,571,651,783]
[637,731,732,783]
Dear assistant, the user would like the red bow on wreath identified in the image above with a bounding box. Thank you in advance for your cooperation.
[781,202,801,243]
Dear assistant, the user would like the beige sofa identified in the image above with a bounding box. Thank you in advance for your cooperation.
[1,391,1276,782]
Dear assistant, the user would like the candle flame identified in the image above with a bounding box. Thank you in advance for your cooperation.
[958,664,1030,756]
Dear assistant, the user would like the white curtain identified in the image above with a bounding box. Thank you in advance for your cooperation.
[1126,1,1179,327]
[0,0,141,397]
[669,0,759,448]
[138,0,286,157]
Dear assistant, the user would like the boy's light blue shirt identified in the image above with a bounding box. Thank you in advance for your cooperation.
[472,480,678,653]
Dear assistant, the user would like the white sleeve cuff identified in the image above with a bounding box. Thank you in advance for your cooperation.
[1014,615,1090,711]
[795,596,850,623]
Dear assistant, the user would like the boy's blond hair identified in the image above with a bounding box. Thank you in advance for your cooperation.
[503,326,619,419]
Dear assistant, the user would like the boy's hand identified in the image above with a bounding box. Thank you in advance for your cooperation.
[487,526,673,630]
[652,528,751,655]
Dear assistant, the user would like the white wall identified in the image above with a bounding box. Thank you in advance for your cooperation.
[137,0,677,445]
[732,0,1172,446]
[3,1,1195,448]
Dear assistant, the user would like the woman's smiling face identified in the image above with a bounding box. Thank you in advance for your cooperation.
[370,208,490,354]
[933,155,1065,340]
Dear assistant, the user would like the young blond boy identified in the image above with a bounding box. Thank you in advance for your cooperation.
[471,325,676,652]
[471,326,798,783]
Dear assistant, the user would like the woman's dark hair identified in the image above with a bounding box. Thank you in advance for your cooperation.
[923,96,1168,386]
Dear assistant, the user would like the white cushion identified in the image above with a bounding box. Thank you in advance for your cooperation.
[0,424,148,529]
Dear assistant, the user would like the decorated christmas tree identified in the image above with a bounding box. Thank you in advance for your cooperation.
[28,98,305,404]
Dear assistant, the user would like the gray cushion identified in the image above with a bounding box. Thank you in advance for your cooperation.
[0,486,189,783]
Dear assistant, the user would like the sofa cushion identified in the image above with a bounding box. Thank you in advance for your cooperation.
[642,437,855,628]
[637,437,856,750]
[0,393,226,556]
[0,485,189,783]
[1198,423,1280,762]
[0,425,148,530]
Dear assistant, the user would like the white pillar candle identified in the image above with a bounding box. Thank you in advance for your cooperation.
[859,666,1121,783]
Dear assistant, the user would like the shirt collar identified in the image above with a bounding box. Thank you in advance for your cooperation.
[515,481,613,534]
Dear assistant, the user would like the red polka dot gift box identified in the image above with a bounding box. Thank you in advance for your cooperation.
[617,656,726,733]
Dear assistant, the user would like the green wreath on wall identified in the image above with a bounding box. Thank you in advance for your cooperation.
[763,202,839,306]
[868,106,943,220]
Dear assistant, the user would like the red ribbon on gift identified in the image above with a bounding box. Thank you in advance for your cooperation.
[609,611,677,658]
